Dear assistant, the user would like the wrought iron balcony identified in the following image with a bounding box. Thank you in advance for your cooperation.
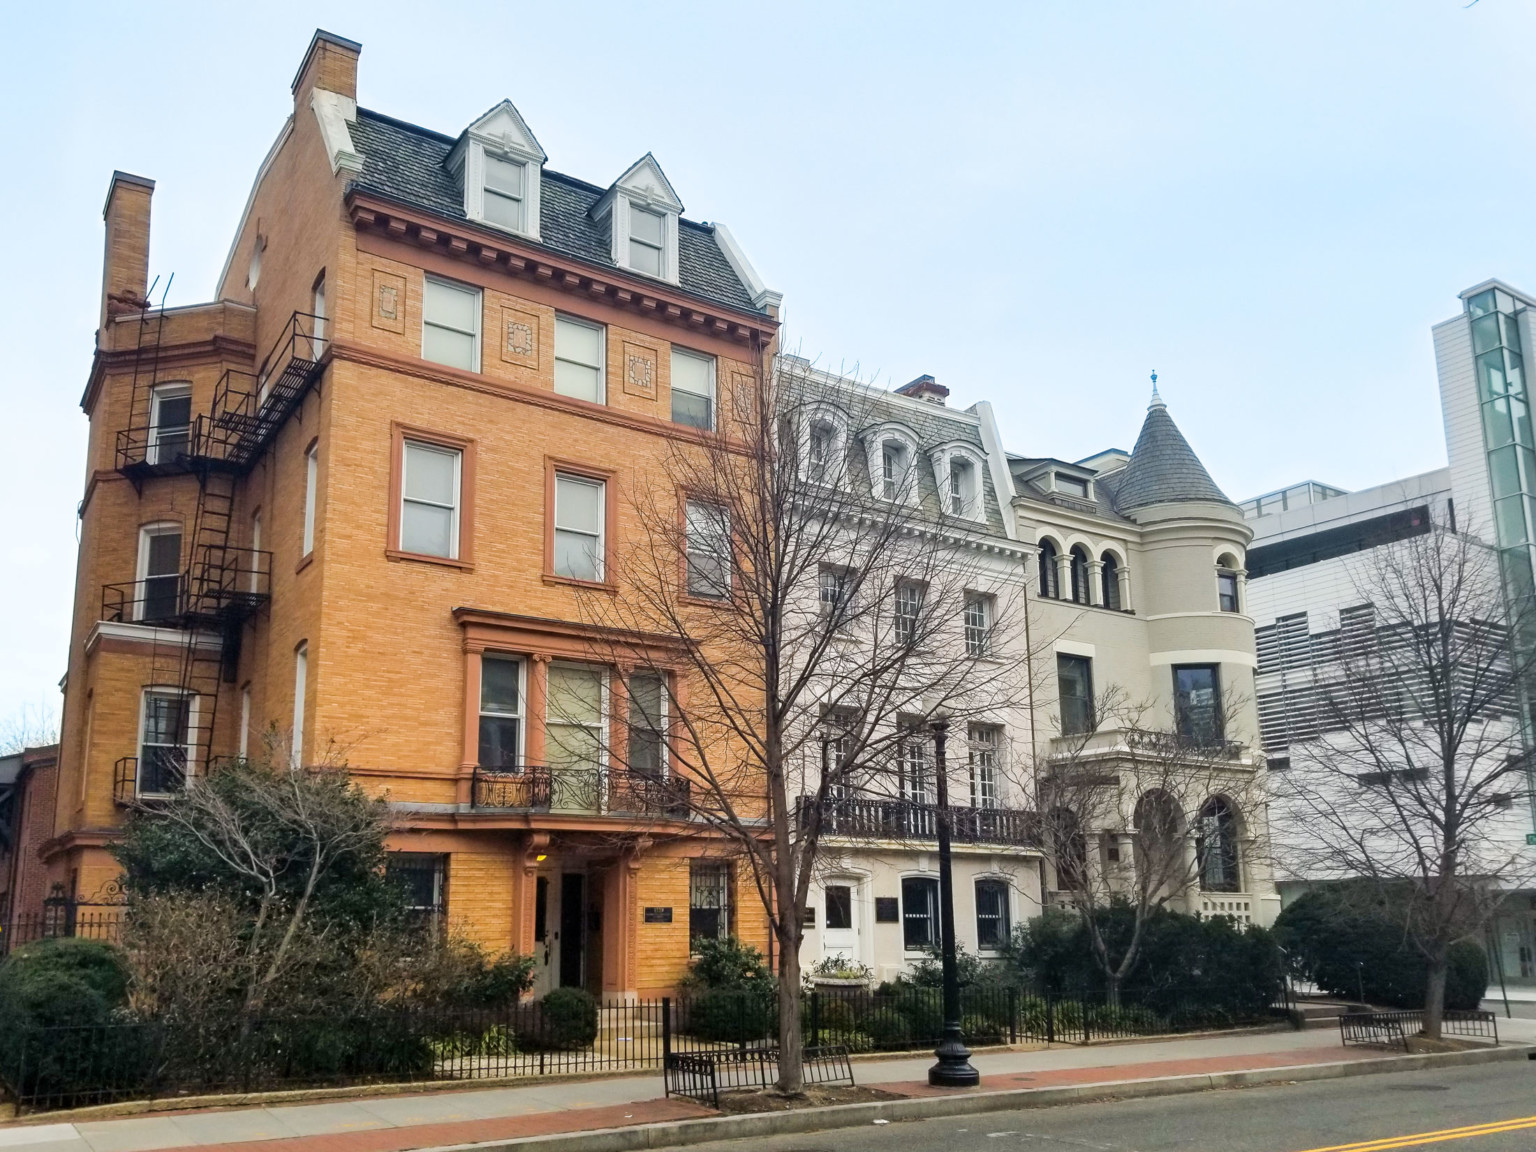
[798,794,1040,848]
[1048,727,1248,763]
[112,753,187,807]
[471,765,691,820]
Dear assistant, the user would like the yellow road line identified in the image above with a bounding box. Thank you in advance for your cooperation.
[1289,1114,1536,1152]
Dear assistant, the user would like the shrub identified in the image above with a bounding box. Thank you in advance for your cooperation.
[688,935,771,990]
[895,987,943,1043]
[863,1007,912,1048]
[961,1012,1005,1045]
[1275,885,1490,1011]
[687,987,776,1043]
[809,1027,872,1053]
[518,987,599,1050]
[0,937,130,1024]
[802,992,858,1034]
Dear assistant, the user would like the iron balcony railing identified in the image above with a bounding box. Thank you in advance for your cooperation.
[471,765,691,819]
[112,753,187,806]
[101,547,272,628]
[799,793,1040,848]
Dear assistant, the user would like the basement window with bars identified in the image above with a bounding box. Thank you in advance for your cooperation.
[689,860,731,949]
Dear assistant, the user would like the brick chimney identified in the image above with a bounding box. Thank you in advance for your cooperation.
[894,374,949,406]
[100,171,154,329]
[292,29,361,108]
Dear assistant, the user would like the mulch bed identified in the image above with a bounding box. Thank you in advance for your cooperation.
[715,1086,908,1113]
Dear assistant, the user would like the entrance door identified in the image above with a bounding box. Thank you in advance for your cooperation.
[822,881,861,964]
[559,873,586,987]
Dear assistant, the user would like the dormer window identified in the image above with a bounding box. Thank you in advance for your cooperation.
[808,422,834,483]
[483,155,528,233]
[882,442,908,501]
[449,100,546,242]
[594,154,684,284]
[1057,473,1090,500]
[949,458,976,516]
[629,206,665,277]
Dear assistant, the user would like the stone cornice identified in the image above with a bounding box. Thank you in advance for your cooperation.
[81,332,258,413]
[346,190,777,346]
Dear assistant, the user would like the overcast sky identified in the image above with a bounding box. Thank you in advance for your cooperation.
[2,0,1533,727]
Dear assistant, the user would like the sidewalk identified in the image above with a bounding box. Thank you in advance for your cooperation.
[0,1028,1491,1152]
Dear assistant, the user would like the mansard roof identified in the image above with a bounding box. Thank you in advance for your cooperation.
[346,108,761,314]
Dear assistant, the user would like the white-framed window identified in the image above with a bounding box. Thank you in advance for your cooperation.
[686,500,731,598]
[483,154,528,233]
[898,730,934,806]
[554,473,604,582]
[964,593,993,658]
[478,654,524,769]
[422,276,481,372]
[902,875,939,951]
[248,510,262,593]
[949,457,976,516]
[291,642,308,768]
[239,684,252,760]
[808,421,834,483]
[148,382,192,465]
[671,347,716,431]
[554,315,606,403]
[975,878,1011,950]
[311,273,327,355]
[969,724,1000,809]
[302,442,319,556]
[629,205,666,278]
[881,441,909,501]
[894,579,925,646]
[627,671,666,778]
[546,663,606,773]
[139,688,192,796]
[136,523,182,622]
[400,440,462,558]
[818,565,856,625]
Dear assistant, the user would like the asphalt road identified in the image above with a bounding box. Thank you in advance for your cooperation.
[659,1058,1536,1152]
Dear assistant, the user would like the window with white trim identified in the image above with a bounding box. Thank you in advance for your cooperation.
[302,442,318,556]
[686,500,731,598]
[819,565,856,626]
[136,524,182,622]
[554,315,605,403]
[554,474,604,581]
[894,579,924,646]
[948,457,976,516]
[484,154,528,233]
[422,276,481,371]
[546,663,605,773]
[969,724,1000,809]
[238,684,251,760]
[311,273,327,354]
[671,347,715,430]
[975,879,1011,950]
[292,642,308,768]
[478,655,523,769]
[627,672,666,778]
[148,383,192,465]
[248,510,262,593]
[963,593,993,658]
[400,440,462,558]
[808,421,835,484]
[881,441,908,501]
[629,206,666,278]
[139,690,191,796]
[902,875,939,951]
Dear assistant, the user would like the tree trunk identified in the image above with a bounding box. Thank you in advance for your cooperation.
[1423,946,1449,1041]
[1106,973,1122,1010]
[776,922,804,1094]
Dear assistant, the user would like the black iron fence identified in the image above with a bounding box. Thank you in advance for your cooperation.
[0,981,1294,1114]
[1338,1008,1498,1051]
[1,908,126,957]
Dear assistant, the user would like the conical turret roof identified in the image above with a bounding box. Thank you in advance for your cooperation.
[1111,387,1233,512]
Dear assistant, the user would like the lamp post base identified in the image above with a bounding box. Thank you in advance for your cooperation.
[928,1028,980,1088]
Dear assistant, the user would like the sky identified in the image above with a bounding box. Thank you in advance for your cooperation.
[2,0,1534,728]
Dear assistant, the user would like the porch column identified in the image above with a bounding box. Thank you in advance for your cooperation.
[527,655,550,765]
[601,844,645,1004]
[458,646,483,805]
[513,831,550,962]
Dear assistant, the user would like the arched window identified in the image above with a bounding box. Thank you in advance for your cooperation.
[1038,540,1060,599]
[1100,552,1121,611]
[1133,789,1184,885]
[1216,553,1240,613]
[1050,807,1087,892]
[1069,547,1091,605]
[1196,796,1241,892]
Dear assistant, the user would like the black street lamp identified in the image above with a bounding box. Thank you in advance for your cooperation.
[928,717,980,1088]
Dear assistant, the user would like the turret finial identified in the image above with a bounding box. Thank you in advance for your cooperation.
[1149,370,1165,410]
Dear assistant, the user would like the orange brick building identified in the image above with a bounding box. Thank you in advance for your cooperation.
[42,30,778,1000]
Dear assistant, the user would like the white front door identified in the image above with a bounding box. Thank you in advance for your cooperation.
[821,881,861,964]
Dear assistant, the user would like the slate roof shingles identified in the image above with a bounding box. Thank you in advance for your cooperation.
[1111,403,1234,512]
[346,109,760,315]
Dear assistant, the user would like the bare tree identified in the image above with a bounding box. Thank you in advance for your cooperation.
[1273,526,1536,1037]
[0,699,60,756]
[1032,686,1270,1007]
[582,350,1029,1092]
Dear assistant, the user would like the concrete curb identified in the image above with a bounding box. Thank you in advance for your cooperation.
[428,1044,1536,1152]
